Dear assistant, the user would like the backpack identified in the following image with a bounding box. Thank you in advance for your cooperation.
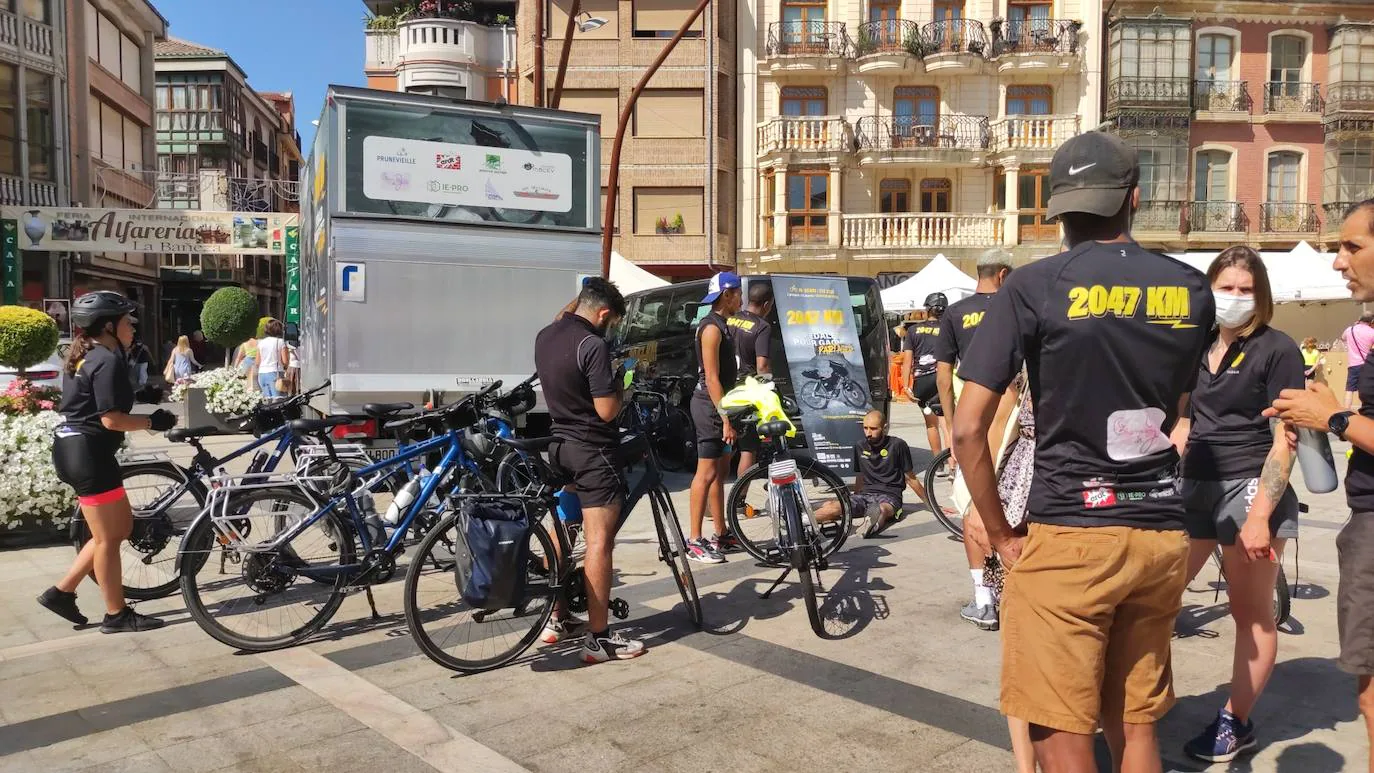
[454,498,532,610]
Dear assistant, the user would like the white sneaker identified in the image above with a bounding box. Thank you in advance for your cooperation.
[540,616,586,644]
[580,629,647,663]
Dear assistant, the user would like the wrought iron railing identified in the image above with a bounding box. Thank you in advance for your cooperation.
[1187,201,1247,233]
[1134,200,1185,232]
[842,213,1004,249]
[1326,82,1374,115]
[765,20,849,58]
[920,19,988,57]
[1107,77,1192,111]
[854,19,921,57]
[1264,82,1323,113]
[853,114,991,152]
[990,18,1081,56]
[1259,202,1319,233]
[1324,201,1363,224]
[1193,80,1250,112]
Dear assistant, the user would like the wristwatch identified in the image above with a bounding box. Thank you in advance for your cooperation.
[1330,411,1356,441]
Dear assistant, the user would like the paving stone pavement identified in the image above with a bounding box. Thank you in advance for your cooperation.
[0,402,1365,772]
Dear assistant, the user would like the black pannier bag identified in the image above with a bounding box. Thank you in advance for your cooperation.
[454,498,532,610]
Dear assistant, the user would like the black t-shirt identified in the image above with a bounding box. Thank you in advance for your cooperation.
[728,310,772,379]
[935,292,996,365]
[904,320,942,377]
[855,434,913,499]
[1183,326,1305,481]
[1348,363,1374,512]
[695,312,737,393]
[957,241,1214,530]
[534,314,618,447]
[58,344,134,444]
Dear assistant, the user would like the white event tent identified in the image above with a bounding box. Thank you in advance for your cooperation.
[880,255,978,312]
[609,251,670,294]
[1169,241,1349,302]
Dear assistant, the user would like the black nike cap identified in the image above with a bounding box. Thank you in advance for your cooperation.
[1046,131,1140,222]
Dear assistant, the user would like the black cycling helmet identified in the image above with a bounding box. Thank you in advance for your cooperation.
[923,292,948,314]
[71,291,137,332]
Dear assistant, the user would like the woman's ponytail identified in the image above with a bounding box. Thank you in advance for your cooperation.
[64,334,95,377]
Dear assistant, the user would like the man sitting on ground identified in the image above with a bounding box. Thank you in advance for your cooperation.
[816,410,926,537]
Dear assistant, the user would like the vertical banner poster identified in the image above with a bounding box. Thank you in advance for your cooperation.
[284,225,300,325]
[773,274,871,476]
[1,218,18,305]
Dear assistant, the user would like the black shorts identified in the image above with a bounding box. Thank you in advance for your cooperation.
[1349,365,1363,392]
[690,393,729,460]
[549,439,625,509]
[52,430,124,499]
[851,491,902,515]
[912,372,943,416]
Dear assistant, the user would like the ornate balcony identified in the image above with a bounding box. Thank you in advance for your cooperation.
[1263,82,1323,115]
[1134,200,1185,235]
[1107,77,1192,113]
[757,116,851,159]
[1193,80,1251,115]
[920,19,988,73]
[0,8,58,64]
[765,21,849,76]
[852,114,990,166]
[0,174,58,207]
[1326,82,1374,117]
[990,18,1081,72]
[1186,201,1247,234]
[853,19,921,74]
[1259,203,1319,234]
[842,213,1004,251]
[990,115,1079,161]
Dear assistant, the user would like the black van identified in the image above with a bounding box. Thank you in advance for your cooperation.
[615,275,891,421]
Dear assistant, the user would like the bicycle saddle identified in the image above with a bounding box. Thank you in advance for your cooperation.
[362,402,413,418]
[498,436,560,453]
[801,368,821,379]
[289,416,353,434]
[165,426,223,443]
[758,420,793,438]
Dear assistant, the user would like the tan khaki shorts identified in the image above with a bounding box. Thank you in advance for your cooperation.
[1000,522,1189,734]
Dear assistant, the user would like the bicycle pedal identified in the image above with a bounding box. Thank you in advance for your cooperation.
[609,598,629,620]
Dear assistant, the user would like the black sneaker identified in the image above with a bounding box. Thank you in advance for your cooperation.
[37,587,87,626]
[100,606,166,634]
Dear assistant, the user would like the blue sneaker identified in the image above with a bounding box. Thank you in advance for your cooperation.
[1183,709,1257,762]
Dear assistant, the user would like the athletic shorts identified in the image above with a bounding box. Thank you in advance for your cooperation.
[549,439,625,509]
[52,430,125,502]
[690,393,730,460]
[850,491,901,517]
[911,372,943,416]
[1181,477,1300,544]
[1350,365,1363,392]
[1339,514,1374,674]
[1001,523,1188,734]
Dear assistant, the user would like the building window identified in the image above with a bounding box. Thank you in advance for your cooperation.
[547,0,618,39]
[557,89,618,134]
[786,170,828,243]
[920,178,950,213]
[24,70,52,181]
[780,86,826,116]
[1006,85,1052,115]
[632,0,704,39]
[1196,33,1235,82]
[1195,149,1232,202]
[405,85,466,99]
[894,86,938,140]
[1017,168,1056,241]
[633,186,703,235]
[633,89,703,137]
[18,0,48,24]
[1267,151,1301,203]
[762,171,775,246]
[933,0,962,22]
[0,63,15,176]
[1007,0,1051,42]
[717,170,730,235]
[1270,35,1306,86]
[1327,139,1374,208]
[1113,24,1190,81]
[879,178,909,213]
[1331,26,1374,84]
[1130,135,1188,202]
[780,0,827,52]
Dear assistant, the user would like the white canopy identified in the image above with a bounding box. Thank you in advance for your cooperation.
[880,254,978,312]
[1169,241,1349,303]
[609,251,670,294]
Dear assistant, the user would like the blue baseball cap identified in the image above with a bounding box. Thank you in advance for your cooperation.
[701,271,741,304]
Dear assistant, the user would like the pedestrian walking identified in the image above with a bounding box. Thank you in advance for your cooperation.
[164,335,201,382]
[255,320,288,399]
[1302,337,1325,384]
[234,336,259,390]
[1176,246,1304,762]
[1342,311,1374,408]
[954,131,1214,772]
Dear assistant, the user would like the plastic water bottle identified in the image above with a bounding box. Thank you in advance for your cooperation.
[1296,427,1340,494]
[358,491,387,545]
[556,489,583,525]
[384,467,430,525]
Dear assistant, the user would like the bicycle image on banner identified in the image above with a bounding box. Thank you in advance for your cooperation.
[773,275,871,476]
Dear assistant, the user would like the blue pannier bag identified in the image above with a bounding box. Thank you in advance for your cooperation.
[455,498,531,610]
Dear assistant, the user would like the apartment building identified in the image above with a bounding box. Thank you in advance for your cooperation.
[363,0,517,103]
[1106,1,1374,254]
[516,0,736,277]
[739,0,1104,280]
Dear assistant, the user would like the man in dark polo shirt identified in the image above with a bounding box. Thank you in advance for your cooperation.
[1268,199,1374,773]
[534,277,646,663]
[954,131,1213,771]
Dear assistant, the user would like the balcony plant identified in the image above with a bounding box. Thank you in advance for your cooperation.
[670,214,685,234]
[854,25,877,57]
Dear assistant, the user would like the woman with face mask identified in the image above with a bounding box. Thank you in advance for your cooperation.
[1174,246,1305,763]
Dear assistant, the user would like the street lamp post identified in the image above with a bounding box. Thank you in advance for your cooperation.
[549,0,581,108]
[600,0,711,277]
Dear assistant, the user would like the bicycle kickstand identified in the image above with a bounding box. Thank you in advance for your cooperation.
[760,566,793,600]
[364,587,381,620]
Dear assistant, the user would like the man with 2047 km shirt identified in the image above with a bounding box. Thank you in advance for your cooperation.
[953,131,1214,773]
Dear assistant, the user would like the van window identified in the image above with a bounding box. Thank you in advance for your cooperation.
[664,285,708,338]
[620,288,674,345]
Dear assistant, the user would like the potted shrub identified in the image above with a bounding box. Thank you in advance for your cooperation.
[655,216,670,234]
[669,214,686,234]
[854,25,876,56]
[194,287,261,430]
[0,305,59,377]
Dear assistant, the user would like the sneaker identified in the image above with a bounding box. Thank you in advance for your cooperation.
[864,510,898,539]
[99,606,166,634]
[712,530,742,553]
[960,601,999,631]
[540,615,586,644]
[37,587,87,626]
[1184,709,1257,763]
[686,538,725,564]
[581,629,646,663]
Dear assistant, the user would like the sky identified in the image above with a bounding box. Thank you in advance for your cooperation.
[153,0,368,150]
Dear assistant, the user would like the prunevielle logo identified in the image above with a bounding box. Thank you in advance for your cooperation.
[374,146,415,165]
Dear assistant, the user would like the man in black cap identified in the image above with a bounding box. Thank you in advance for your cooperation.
[954,131,1213,772]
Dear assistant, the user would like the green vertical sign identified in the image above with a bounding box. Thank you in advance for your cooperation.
[284,225,300,325]
[1,219,18,305]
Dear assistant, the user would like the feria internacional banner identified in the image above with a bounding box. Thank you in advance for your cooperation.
[0,207,300,255]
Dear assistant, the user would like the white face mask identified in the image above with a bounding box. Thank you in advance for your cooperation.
[1213,291,1256,329]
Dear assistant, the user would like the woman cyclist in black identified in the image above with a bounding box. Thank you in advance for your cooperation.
[37,291,178,633]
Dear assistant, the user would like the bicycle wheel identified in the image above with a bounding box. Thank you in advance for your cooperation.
[404,510,558,673]
[74,463,205,601]
[651,487,702,628]
[495,451,541,494]
[179,487,354,651]
[1274,563,1292,626]
[922,448,963,540]
[655,408,696,473]
[727,456,851,565]
[800,381,829,411]
[841,380,867,408]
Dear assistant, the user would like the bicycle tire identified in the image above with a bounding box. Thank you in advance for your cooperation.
[404,510,558,673]
[495,451,541,494]
[793,539,825,638]
[73,463,205,601]
[800,381,829,411]
[1275,562,1292,626]
[726,456,851,565]
[840,380,867,408]
[179,487,354,651]
[651,487,702,628]
[656,408,696,473]
[923,448,963,540]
